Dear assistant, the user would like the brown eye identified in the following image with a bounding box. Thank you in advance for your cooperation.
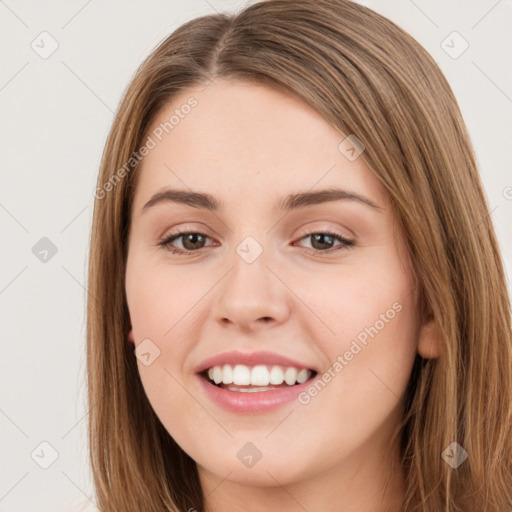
[180,233,206,250]
[310,233,336,250]
[295,231,354,253]
[159,232,213,254]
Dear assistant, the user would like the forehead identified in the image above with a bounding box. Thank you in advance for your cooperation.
[132,79,387,211]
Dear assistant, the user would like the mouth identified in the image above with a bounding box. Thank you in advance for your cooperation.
[196,361,318,413]
[194,350,319,413]
[200,364,317,392]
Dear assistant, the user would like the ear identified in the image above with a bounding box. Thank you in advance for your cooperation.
[128,327,135,345]
[417,315,443,359]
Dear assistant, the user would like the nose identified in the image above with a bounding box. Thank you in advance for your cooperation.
[212,249,291,333]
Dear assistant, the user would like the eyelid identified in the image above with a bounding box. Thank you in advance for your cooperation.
[158,222,216,241]
[297,221,355,240]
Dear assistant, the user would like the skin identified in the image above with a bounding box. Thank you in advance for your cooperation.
[125,79,440,512]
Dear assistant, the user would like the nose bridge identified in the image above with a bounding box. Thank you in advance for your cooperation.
[228,240,271,296]
[213,234,290,328]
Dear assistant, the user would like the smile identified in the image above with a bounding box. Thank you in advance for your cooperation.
[195,351,318,413]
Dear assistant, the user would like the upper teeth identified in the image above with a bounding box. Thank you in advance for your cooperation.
[207,364,311,386]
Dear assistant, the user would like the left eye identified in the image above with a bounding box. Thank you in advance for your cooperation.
[295,231,354,252]
[158,231,354,255]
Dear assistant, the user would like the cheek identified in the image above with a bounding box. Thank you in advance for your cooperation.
[327,294,417,399]
[287,249,415,347]
[292,249,418,405]
[125,256,219,425]
[126,255,208,342]
[288,272,417,463]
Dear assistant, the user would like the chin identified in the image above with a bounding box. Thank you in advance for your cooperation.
[194,442,318,487]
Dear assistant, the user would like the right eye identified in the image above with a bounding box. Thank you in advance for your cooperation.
[158,231,217,255]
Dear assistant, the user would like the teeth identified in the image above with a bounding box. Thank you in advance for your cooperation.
[269,366,284,384]
[233,364,251,385]
[296,368,309,384]
[225,385,279,393]
[222,364,233,384]
[284,367,298,385]
[213,366,223,385]
[251,365,270,386]
[204,364,312,387]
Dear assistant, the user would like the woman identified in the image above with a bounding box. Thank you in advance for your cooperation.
[87,0,512,510]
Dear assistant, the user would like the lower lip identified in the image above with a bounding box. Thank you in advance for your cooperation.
[197,374,314,413]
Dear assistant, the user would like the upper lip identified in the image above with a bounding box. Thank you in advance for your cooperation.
[194,350,318,375]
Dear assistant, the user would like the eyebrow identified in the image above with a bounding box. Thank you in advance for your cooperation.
[141,187,382,214]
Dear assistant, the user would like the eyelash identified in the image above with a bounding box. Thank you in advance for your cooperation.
[157,228,355,256]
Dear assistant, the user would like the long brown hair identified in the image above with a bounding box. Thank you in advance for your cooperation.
[87,1,512,510]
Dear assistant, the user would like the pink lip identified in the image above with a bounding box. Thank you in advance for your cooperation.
[197,374,315,413]
[194,350,318,414]
[194,350,317,374]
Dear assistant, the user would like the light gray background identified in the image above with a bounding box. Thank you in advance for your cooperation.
[1,1,510,510]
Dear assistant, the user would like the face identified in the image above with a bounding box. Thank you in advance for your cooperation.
[125,79,435,491]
